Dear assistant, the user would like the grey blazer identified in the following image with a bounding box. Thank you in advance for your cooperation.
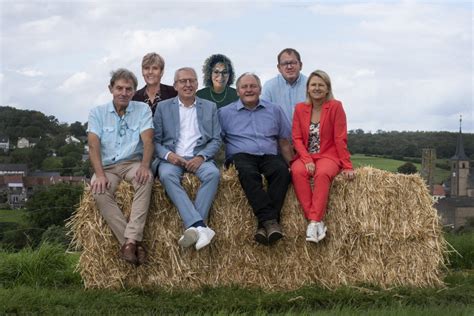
[153,96,221,163]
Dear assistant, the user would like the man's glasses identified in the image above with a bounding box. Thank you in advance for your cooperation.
[279,61,299,68]
[176,78,197,85]
[119,118,128,137]
[212,70,229,77]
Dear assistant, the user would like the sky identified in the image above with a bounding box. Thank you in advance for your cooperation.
[0,0,472,133]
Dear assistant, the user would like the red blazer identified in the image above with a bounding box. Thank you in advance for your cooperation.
[292,99,353,170]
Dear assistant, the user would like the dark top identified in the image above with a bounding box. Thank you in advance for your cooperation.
[132,83,177,114]
[196,86,239,109]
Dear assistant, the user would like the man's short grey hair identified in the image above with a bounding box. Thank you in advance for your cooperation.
[109,68,138,90]
[236,72,262,89]
[174,67,198,83]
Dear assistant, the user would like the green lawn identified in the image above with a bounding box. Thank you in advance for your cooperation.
[0,209,26,224]
[0,236,473,315]
[351,154,450,184]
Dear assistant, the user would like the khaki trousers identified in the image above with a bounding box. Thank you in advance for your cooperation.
[92,160,153,245]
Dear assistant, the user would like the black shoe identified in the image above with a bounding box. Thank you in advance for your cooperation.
[254,227,268,245]
[263,219,283,244]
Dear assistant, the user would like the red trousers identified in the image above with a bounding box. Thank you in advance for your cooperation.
[291,157,340,221]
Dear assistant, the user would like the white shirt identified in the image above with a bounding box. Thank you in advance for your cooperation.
[175,98,201,157]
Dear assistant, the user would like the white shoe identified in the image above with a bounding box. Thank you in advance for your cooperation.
[195,227,215,250]
[316,221,327,242]
[306,222,318,243]
[178,227,199,248]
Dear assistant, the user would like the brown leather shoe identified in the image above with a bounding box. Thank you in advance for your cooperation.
[263,219,283,244]
[136,242,147,266]
[254,227,268,245]
[120,243,138,265]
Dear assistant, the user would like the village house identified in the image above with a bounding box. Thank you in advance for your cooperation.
[0,163,86,209]
[0,135,9,152]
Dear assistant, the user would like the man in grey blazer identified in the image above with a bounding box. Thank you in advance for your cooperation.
[153,67,221,250]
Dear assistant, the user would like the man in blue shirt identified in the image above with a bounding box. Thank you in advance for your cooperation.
[218,73,293,246]
[88,68,154,266]
[262,48,308,123]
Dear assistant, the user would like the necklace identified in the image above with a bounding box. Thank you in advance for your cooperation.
[209,86,227,103]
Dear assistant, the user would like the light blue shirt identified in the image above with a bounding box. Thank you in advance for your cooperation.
[218,99,291,160]
[261,73,308,123]
[87,101,153,166]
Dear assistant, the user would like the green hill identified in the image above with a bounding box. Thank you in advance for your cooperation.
[351,154,450,184]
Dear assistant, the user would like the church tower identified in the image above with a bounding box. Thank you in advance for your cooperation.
[450,116,470,197]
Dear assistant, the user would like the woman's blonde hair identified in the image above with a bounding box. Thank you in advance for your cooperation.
[305,70,334,104]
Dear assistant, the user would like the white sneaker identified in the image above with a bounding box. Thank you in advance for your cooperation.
[195,226,215,250]
[306,222,318,243]
[316,221,327,242]
[178,227,199,248]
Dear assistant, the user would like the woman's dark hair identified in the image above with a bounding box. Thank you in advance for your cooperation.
[202,54,235,87]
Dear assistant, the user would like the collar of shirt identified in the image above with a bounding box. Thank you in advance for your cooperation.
[178,97,196,108]
[143,85,162,104]
[280,73,303,87]
[235,99,266,111]
[106,101,135,116]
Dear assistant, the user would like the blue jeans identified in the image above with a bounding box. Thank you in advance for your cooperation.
[158,160,220,228]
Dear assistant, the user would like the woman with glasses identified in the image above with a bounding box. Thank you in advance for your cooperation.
[196,54,238,109]
[291,70,355,244]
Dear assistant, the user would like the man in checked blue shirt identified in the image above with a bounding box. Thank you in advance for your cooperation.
[218,73,294,246]
[87,68,154,266]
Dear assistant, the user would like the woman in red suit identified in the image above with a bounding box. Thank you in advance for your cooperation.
[291,70,355,243]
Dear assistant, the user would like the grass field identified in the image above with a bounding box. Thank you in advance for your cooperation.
[351,154,450,184]
[0,209,26,224]
[0,235,473,315]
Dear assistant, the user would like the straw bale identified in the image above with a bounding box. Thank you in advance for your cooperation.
[67,166,446,290]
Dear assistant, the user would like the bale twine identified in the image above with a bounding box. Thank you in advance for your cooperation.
[67,166,446,290]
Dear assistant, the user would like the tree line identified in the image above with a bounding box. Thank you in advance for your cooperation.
[348,129,474,160]
[0,106,89,176]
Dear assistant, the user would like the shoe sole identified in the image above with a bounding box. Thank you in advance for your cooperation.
[316,231,326,242]
[178,229,198,248]
[306,237,319,243]
[119,253,138,265]
[268,231,283,244]
[136,246,146,266]
[255,233,268,245]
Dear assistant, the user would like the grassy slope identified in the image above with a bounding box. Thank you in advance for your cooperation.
[351,154,450,184]
[0,209,26,224]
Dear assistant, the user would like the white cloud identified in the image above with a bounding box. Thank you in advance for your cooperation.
[20,15,63,33]
[57,72,90,92]
[15,68,44,77]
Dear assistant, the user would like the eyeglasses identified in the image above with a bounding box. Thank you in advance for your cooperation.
[279,60,299,68]
[119,118,128,137]
[176,78,197,85]
[212,70,229,77]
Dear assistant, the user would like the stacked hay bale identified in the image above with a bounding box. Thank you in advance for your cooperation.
[68,166,446,290]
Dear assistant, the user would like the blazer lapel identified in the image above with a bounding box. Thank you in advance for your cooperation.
[303,103,312,146]
[171,98,180,139]
[319,101,331,137]
[196,99,205,143]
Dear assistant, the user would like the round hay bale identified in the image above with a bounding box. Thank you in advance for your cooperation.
[67,166,446,290]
